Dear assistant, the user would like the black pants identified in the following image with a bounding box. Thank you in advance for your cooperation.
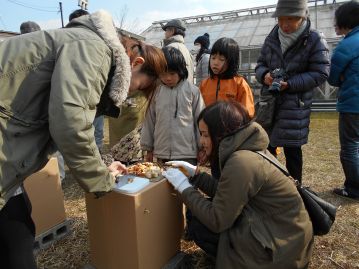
[0,193,37,269]
[186,207,219,257]
[268,146,303,183]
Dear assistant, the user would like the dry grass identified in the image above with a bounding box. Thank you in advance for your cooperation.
[36,112,359,269]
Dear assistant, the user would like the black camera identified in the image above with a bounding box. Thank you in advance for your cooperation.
[268,68,287,94]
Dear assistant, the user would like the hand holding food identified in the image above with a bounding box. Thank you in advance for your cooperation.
[165,161,197,177]
[108,161,127,177]
[162,168,191,193]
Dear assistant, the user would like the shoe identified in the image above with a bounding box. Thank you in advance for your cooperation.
[333,187,359,201]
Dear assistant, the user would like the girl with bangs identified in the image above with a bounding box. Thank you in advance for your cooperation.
[199,37,255,118]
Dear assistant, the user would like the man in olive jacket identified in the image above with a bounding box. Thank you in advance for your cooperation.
[0,10,130,268]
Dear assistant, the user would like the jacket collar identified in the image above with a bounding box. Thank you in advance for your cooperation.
[218,122,269,168]
[69,10,131,107]
[344,25,359,39]
[163,35,185,46]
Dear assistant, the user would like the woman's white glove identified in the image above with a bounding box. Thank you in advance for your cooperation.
[165,161,197,177]
[162,168,192,193]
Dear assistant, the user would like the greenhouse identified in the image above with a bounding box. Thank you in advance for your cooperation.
[141,0,346,106]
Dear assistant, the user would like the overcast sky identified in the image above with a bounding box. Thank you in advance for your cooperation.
[0,0,281,33]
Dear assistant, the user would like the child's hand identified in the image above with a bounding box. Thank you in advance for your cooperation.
[145,151,153,162]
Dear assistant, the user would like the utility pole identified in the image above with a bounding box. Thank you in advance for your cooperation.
[59,2,64,28]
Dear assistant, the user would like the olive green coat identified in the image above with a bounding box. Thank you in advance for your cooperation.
[0,11,131,208]
[182,122,313,269]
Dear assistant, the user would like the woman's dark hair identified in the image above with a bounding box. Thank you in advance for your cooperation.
[209,37,239,79]
[69,9,89,21]
[335,1,359,30]
[197,100,251,164]
[162,46,188,81]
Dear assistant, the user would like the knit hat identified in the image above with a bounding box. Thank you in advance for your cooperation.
[194,33,210,49]
[162,19,186,31]
[20,21,41,34]
[272,0,309,18]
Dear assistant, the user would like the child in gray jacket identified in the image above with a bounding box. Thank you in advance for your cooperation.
[141,46,205,165]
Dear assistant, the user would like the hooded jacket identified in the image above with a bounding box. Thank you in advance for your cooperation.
[141,79,205,160]
[182,122,313,269]
[0,10,131,208]
[163,35,194,83]
[255,19,330,147]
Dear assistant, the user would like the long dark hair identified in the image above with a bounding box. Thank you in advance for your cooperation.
[209,37,239,79]
[198,100,251,165]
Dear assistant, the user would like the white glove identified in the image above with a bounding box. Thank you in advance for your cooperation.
[162,168,192,193]
[165,161,197,177]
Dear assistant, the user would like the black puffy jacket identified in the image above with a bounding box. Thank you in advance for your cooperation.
[255,19,330,147]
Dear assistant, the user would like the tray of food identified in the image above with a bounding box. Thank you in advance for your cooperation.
[126,162,164,182]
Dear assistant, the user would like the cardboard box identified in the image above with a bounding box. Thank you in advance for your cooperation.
[86,179,184,269]
[24,158,67,236]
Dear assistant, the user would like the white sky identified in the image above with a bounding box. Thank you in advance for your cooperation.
[0,0,279,33]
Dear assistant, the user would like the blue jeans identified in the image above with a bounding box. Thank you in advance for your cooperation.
[339,113,359,196]
[93,116,104,151]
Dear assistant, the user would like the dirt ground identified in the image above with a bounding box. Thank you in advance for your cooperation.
[36,112,359,269]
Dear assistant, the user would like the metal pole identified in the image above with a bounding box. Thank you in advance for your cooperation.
[59,2,64,28]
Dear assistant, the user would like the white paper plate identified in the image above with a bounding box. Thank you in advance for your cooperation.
[113,175,150,194]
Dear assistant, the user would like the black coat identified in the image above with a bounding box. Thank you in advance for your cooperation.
[255,20,330,147]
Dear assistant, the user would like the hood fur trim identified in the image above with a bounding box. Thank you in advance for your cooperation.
[90,10,131,107]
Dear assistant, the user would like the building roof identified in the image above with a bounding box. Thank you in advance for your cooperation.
[141,0,346,50]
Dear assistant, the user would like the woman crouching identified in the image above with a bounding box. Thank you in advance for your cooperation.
[163,101,313,269]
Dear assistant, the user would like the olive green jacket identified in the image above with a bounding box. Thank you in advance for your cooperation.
[183,122,313,269]
[108,90,147,147]
[0,10,131,208]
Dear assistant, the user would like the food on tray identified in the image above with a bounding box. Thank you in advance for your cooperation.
[127,177,134,184]
[127,162,162,179]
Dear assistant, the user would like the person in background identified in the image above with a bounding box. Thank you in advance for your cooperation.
[193,33,211,86]
[255,0,330,183]
[104,38,167,165]
[0,10,156,268]
[328,0,359,200]
[162,19,194,82]
[19,21,41,34]
[162,101,313,269]
[141,46,205,165]
[200,37,254,116]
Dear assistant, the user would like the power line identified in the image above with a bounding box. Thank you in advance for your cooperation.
[6,0,59,12]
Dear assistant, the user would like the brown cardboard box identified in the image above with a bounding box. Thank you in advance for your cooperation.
[86,179,184,269]
[24,158,66,236]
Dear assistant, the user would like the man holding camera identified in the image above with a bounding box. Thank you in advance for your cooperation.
[255,0,330,183]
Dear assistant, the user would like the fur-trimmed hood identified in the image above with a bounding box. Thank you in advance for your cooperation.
[68,10,131,107]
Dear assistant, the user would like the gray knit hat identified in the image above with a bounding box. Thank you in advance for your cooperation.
[272,0,309,18]
[20,21,41,34]
[162,19,186,31]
